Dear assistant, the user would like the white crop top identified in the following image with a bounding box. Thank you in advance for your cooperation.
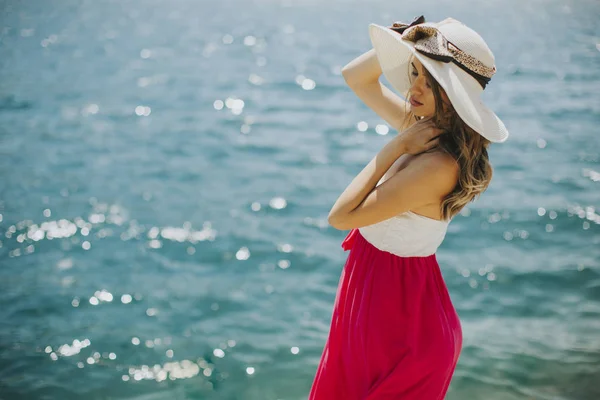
[357,157,452,257]
[358,211,450,257]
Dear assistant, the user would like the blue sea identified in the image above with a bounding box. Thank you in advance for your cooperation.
[1,0,599,399]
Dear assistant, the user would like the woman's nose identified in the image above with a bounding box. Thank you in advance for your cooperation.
[410,81,423,95]
[410,76,426,94]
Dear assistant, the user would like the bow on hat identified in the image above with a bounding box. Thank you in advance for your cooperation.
[388,15,495,89]
[389,15,426,34]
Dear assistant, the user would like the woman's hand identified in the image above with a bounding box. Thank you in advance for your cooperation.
[395,117,446,155]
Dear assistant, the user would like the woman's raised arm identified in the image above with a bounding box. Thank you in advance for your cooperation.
[341,49,413,132]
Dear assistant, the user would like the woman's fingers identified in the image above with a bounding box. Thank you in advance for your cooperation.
[428,131,444,142]
[401,120,444,154]
[428,138,439,147]
[432,129,445,139]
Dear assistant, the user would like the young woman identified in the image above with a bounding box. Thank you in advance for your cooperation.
[309,16,509,399]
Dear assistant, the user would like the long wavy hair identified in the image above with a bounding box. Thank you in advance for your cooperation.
[400,55,494,221]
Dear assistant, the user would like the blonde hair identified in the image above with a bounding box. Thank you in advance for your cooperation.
[402,56,494,221]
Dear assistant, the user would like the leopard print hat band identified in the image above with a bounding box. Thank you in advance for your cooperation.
[390,15,496,89]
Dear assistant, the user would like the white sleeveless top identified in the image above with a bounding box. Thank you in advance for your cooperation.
[357,157,452,257]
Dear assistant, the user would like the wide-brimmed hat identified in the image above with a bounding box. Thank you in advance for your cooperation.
[368,15,509,143]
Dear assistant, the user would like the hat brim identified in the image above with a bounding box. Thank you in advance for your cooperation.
[368,23,509,143]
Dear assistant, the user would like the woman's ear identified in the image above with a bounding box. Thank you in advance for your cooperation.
[441,90,452,111]
[440,88,449,102]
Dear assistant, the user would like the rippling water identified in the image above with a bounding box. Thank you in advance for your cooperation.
[1,0,599,399]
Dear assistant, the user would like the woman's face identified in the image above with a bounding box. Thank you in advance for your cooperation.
[408,57,438,118]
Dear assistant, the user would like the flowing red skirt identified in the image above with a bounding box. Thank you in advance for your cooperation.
[309,228,463,400]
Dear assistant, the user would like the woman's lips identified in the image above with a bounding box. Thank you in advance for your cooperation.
[410,97,423,107]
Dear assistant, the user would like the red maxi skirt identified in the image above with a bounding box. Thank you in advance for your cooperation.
[309,228,463,399]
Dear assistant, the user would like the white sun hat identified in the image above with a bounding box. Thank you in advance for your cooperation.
[368,15,509,143]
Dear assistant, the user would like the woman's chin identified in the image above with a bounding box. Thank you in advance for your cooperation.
[412,110,434,119]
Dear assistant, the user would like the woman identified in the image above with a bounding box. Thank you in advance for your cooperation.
[309,16,509,399]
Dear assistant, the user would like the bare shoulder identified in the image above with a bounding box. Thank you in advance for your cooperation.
[405,149,459,195]
[423,148,459,169]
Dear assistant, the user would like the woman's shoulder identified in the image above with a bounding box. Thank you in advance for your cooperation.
[411,147,458,172]
[409,148,460,192]
[404,149,459,221]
